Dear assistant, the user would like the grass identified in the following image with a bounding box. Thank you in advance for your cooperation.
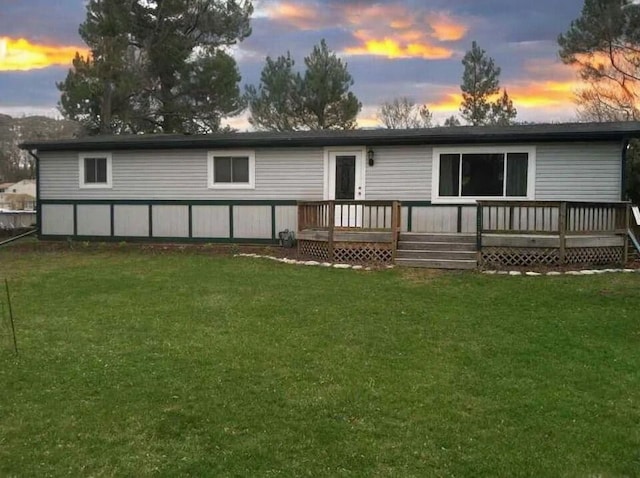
[0,247,639,477]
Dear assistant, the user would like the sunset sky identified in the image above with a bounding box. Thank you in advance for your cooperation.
[0,0,590,128]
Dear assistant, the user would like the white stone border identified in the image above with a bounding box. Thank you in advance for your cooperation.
[235,254,638,276]
[234,253,395,271]
[482,268,639,276]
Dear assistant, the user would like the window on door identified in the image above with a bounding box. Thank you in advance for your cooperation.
[335,155,356,200]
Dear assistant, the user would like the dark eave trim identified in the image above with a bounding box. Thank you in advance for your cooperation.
[19,122,640,152]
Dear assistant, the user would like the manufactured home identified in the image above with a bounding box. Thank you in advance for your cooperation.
[20,122,640,269]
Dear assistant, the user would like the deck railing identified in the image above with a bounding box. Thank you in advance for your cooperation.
[477,201,629,235]
[298,200,402,261]
[477,200,631,263]
[298,200,401,231]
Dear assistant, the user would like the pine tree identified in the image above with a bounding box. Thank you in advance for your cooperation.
[58,0,252,135]
[490,89,517,126]
[558,0,640,121]
[559,0,640,201]
[247,40,361,131]
[299,40,361,130]
[459,41,517,126]
[245,53,303,131]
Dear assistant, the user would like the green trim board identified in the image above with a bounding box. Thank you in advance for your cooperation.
[73,204,78,236]
[39,199,298,206]
[271,205,277,240]
[110,204,115,237]
[621,138,629,201]
[39,235,280,245]
[148,205,153,238]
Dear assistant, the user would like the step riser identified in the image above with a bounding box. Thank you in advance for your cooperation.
[396,251,477,261]
[399,234,476,244]
[395,259,478,270]
[398,241,477,251]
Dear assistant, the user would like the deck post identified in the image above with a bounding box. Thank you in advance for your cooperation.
[623,202,630,265]
[559,202,567,265]
[297,202,303,258]
[391,201,401,261]
[328,200,335,262]
[476,204,483,265]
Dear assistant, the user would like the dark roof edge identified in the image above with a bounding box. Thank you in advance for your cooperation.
[19,122,640,152]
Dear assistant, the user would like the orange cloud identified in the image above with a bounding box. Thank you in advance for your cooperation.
[510,81,578,108]
[0,37,87,71]
[428,13,468,42]
[346,32,454,60]
[265,2,324,30]
[265,2,467,60]
[342,5,467,59]
[429,92,463,112]
[428,80,582,114]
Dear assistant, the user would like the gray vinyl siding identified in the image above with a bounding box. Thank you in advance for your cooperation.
[39,141,622,203]
[39,148,324,200]
[365,146,431,200]
[535,142,621,201]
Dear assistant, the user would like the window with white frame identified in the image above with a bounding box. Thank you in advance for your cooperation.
[79,153,112,188]
[208,150,255,189]
[433,147,535,202]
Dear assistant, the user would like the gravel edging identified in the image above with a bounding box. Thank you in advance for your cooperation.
[234,253,394,270]
[236,253,640,276]
[482,268,639,276]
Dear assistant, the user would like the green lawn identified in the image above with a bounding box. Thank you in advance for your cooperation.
[0,247,639,477]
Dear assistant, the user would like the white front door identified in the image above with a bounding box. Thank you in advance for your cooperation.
[326,149,365,227]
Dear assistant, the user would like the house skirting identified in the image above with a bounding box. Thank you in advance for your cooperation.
[38,199,298,245]
[480,234,626,268]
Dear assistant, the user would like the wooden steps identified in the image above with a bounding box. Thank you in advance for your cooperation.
[395,233,478,270]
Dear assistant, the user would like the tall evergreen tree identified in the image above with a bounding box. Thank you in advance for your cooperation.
[245,53,303,131]
[491,90,518,126]
[299,40,361,130]
[460,41,517,126]
[559,0,640,201]
[58,0,252,135]
[247,40,361,130]
[558,0,640,121]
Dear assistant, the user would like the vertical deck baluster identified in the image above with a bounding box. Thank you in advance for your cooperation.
[559,202,567,264]
[488,206,493,231]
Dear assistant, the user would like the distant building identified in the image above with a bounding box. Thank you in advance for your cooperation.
[0,179,36,210]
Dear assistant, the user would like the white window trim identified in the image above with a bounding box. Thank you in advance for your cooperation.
[79,153,113,189]
[431,145,536,204]
[208,150,256,190]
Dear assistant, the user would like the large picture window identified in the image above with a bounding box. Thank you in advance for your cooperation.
[434,147,534,202]
[208,150,255,189]
[79,153,112,188]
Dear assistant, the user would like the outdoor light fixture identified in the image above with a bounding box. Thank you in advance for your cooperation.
[367,149,375,166]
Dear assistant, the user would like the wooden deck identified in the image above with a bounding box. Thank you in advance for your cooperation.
[297,200,632,268]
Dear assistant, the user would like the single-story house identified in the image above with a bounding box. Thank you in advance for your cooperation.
[20,122,640,269]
